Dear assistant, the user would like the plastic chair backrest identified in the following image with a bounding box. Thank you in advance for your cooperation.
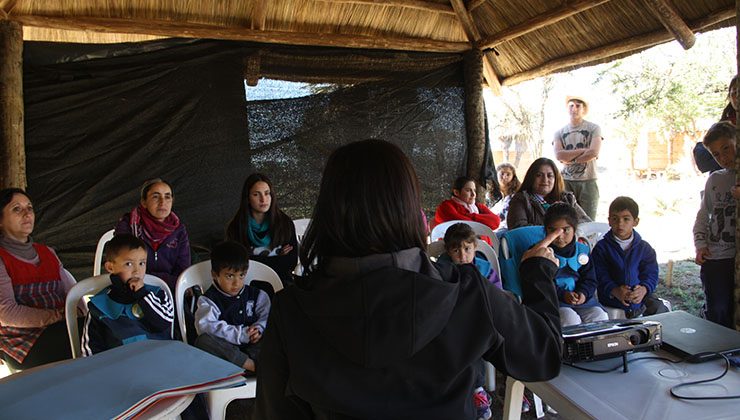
[576,222,610,251]
[426,239,501,280]
[293,218,311,244]
[498,226,546,298]
[65,273,172,358]
[175,260,283,343]
[93,229,115,276]
[430,220,497,243]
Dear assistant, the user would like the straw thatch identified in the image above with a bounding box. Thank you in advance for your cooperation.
[2,0,735,88]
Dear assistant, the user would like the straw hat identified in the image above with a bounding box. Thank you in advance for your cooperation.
[565,95,589,113]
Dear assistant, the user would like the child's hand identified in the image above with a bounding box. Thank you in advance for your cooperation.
[247,325,262,343]
[695,247,710,265]
[279,244,294,256]
[628,285,647,304]
[522,230,561,265]
[611,285,632,306]
[126,276,144,292]
[574,292,586,305]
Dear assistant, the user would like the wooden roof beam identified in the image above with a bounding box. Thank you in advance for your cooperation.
[0,0,19,19]
[467,0,487,13]
[318,0,455,15]
[450,0,501,95]
[501,6,733,86]
[643,0,695,50]
[251,0,267,30]
[478,0,612,50]
[12,14,469,53]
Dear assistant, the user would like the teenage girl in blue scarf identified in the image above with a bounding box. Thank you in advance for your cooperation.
[226,173,298,285]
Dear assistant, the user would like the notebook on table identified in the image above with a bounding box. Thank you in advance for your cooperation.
[644,310,740,363]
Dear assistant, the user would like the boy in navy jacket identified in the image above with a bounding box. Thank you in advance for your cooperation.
[592,197,668,318]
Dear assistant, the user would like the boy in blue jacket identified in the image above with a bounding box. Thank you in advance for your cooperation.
[81,234,174,356]
[592,197,668,318]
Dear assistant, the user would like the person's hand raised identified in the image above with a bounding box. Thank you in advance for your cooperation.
[521,229,561,266]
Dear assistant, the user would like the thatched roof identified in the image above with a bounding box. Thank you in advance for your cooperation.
[3,0,735,91]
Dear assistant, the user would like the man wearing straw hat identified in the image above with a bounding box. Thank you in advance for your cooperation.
[553,95,602,220]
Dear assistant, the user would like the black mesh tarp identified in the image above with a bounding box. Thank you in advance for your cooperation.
[22,39,469,279]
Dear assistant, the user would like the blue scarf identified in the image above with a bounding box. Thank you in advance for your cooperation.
[247,215,271,248]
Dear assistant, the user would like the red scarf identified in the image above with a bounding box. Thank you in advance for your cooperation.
[129,204,180,251]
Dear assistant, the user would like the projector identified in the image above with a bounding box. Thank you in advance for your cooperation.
[562,319,662,363]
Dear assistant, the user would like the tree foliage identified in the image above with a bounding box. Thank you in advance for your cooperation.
[596,29,735,137]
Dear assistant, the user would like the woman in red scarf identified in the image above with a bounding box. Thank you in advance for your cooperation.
[115,179,190,291]
[433,176,500,231]
[0,188,77,371]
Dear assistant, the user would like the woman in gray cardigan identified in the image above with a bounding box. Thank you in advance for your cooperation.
[507,158,591,230]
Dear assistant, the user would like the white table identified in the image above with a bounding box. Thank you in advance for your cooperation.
[503,351,740,420]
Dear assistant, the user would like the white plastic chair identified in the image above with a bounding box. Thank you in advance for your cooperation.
[293,218,311,244]
[93,229,115,276]
[293,218,311,275]
[575,222,610,251]
[65,273,173,359]
[174,260,283,419]
[431,220,496,243]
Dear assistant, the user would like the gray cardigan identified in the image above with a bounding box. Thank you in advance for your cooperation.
[506,190,591,230]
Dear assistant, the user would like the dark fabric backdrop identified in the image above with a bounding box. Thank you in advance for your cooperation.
[22,39,471,279]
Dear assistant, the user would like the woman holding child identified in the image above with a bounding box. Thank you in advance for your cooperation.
[115,179,191,291]
[433,176,500,230]
[507,157,591,230]
[0,188,77,370]
[255,139,562,419]
[226,173,298,285]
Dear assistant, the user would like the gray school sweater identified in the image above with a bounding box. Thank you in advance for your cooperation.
[693,168,736,259]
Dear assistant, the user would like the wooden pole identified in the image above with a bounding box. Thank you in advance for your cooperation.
[450,0,502,95]
[12,14,469,54]
[501,6,734,86]
[664,259,674,288]
[463,49,487,198]
[0,19,25,189]
[643,0,695,50]
[477,0,612,50]
[318,0,455,15]
[734,0,739,331]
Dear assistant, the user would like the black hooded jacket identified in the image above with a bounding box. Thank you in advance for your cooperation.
[255,248,561,420]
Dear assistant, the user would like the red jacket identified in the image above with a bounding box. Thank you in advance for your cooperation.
[433,199,500,230]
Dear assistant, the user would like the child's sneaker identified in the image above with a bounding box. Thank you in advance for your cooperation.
[521,395,531,413]
[473,387,492,420]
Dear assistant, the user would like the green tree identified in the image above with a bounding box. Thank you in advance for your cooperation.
[596,29,735,142]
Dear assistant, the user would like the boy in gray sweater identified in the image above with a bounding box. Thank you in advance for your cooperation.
[692,121,738,328]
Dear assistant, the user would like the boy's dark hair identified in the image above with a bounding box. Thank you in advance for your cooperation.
[703,121,736,147]
[609,196,639,218]
[443,223,477,251]
[211,241,250,273]
[104,234,146,262]
[543,202,579,230]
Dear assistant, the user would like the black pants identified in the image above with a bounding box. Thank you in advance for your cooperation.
[700,258,735,329]
[1,320,72,371]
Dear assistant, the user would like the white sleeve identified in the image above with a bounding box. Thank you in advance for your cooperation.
[194,295,247,345]
[252,290,271,333]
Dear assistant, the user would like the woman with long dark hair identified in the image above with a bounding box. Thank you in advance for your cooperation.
[507,157,590,230]
[0,188,77,370]
[254,139,562,419]
[226,173,297,285]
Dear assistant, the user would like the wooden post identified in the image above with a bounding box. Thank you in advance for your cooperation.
[664,259,673,288]
[463,49,487,198]
[0,19,25,189]
[734,0,740,331]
